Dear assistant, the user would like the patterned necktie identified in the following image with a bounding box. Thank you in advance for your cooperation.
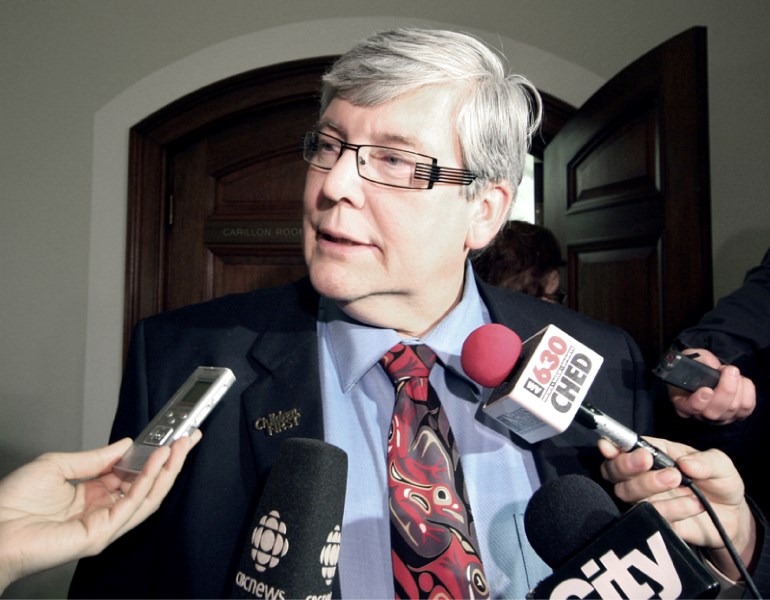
[380,343,489,600]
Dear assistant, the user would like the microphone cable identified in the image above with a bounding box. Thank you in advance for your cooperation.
[574,405,760,597]
[682,478,761,599]
[620,435,761,599]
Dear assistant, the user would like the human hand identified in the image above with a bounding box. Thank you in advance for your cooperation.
[668,348,756,423]
[0,431,201,592]
[598,436,757,581]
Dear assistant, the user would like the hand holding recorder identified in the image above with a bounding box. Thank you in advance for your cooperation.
[658,347,756,424]
[0,432,200,594]
[1,365,233,593]
[113,366,234,480]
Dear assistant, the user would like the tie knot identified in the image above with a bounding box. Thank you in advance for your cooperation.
[380,343,436,383]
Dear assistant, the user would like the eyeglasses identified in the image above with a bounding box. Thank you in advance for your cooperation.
[302,131,478,190]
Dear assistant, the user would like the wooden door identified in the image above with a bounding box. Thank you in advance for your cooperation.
[165,99,313,310]
[543,27,712,368]
[123,57,335,356]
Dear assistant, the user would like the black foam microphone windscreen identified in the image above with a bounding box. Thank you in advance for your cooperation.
[524,475,719,599]
[229,438,348,600]
[524,474,619,569]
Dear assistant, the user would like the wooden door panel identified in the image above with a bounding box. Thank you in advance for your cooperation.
[211,254,307,297]
[573,245,661,364]
[165,106,313,312]
[545,27,712,368]
[571,109,659,208]
[124,57,335,354]
[166,142,211,310]
[214,158,306,214]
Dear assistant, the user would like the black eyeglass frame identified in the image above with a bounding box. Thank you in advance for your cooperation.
[302,131,478,190]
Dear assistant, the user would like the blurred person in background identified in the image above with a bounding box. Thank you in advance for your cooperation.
[472,220,565,303]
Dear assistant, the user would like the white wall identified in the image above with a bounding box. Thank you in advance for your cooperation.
[2,1,769,597]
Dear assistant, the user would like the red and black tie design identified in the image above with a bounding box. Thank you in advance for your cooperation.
[380,343,489,600]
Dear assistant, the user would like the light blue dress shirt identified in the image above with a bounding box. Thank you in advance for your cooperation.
[318,263,551,599]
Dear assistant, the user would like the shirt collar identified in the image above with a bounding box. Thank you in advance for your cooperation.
[320,261,489,393]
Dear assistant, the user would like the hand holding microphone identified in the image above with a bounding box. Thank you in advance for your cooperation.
[598,435,758,585]
[523,474,719,599]
[462,323,761,596]
[461,323,679,471]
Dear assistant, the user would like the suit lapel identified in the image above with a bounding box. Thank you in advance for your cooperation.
[477,277,546,341]
[241,279,326,477]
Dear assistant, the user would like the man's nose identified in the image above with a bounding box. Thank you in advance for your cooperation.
[322,146,365,207]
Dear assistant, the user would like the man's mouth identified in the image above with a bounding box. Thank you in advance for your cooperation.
[320,231,360,245]
[317,227,374,249]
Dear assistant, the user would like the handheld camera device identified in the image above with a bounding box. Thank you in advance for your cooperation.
[653,344,720,392]
[113,366,235,481]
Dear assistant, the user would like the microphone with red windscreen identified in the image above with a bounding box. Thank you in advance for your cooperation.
[462,323,603,443]
[461,323,523,388]
[461,323,680,471]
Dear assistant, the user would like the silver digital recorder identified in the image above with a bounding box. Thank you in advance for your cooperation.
[113,366,235,481]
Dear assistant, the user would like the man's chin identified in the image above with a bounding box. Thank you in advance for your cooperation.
[310,271,402,313]
[309,269,366,304]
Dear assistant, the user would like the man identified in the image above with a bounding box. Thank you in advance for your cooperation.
[70,29,766,598]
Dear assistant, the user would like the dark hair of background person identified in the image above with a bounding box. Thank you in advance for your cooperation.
[472,220,565,301]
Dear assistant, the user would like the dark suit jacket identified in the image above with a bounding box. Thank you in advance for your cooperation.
[658,248,770,571]
[69,276,770,598]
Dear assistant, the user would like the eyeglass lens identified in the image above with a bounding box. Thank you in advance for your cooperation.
[303,131,433,189]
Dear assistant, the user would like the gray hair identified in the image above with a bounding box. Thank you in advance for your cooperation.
[320,28,543,200]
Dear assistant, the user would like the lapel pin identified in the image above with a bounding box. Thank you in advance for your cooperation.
[254,408,302,436]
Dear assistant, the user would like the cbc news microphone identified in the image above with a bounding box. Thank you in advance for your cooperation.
[523,474,719,599]
[230,438,348,600]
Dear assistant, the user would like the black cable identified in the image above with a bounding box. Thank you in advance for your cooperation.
[684,479,761,599]
[597,428,763,598]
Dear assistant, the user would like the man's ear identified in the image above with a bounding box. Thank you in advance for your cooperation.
[466,182,512,250]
